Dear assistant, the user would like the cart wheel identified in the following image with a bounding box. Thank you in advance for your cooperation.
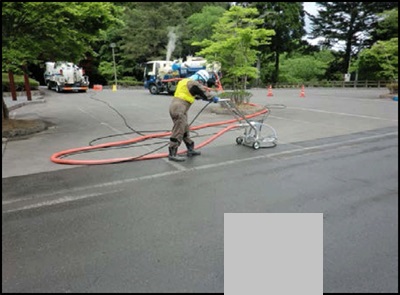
[236,137,244,145]
[253,141,260,150]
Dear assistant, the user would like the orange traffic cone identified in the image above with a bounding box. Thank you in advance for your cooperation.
[93,84,103,91]
[300,85,305,97]
[267,85,273,97]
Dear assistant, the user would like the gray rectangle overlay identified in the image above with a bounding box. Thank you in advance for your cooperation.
[225,213,323,295]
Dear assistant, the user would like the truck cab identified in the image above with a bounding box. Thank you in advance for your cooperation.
[143,60,176,95]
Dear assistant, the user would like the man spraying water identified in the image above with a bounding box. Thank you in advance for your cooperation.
[168,70,220,162]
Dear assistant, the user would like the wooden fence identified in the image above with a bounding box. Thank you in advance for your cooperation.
[269,80,392,89]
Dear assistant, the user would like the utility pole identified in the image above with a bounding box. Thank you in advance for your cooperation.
[110,43,117,90]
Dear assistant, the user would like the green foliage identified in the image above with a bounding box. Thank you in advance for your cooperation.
[119,3,186,63]
[2,2,122,71]
[186,6,227,47]
[194,6,274,103]
[248,2,306,83]
[386,83,398,94]
[98,61,119,83]
[2,73,39,91]
[373,8,398,41]
[309,2,398,74]
[279,50,334,83]
[220,90,253,105]
[111,77,143,87]
[357,38,398,81]
[2,2,395,86]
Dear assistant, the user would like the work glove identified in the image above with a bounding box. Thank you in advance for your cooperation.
[212,96,220,103]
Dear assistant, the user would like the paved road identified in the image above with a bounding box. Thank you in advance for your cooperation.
[2,87,397,177]
[2,87,398,293]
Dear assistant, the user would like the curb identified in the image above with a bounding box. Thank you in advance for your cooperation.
[7,96,46,111]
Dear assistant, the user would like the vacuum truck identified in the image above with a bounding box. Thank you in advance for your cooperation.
[44,61,89,93]
[143,56,221,95]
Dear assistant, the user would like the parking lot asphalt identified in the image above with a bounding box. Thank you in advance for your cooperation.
[2,86,398,178]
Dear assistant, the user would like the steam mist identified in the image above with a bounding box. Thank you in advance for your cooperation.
[166,27,177,61]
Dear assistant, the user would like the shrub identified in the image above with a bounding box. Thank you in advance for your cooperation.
[107,76,144,87]
[387,83,398,94]
[220,90,253,105]
[2,73,39,92]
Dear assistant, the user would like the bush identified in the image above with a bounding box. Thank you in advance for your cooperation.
[220,90,253,105]
[2,73,39,92]
[387,83,398,94]
[107,76,144,87]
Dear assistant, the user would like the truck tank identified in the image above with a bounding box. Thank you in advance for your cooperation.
[44,61,89,93]
[144,56,221,95]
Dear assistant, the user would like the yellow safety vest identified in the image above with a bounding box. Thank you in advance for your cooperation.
[174,79,195,104]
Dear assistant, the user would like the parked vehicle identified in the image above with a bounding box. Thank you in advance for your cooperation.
[143,56,221,95]
[44,61,89,93]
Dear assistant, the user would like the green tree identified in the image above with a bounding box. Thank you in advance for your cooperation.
[371,8,398,42]
[2,2,121,72]
[111,3,230,81]
[179,2,230,18]
[119,2,185,63]
[185,5,227,54]
[194,5,275,103]
[279,50,334,83]
[308,2,398,76]
[2,2,121,118]
[356,38,398,81]
[246,2,306,84]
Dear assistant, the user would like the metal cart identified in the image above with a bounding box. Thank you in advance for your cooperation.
[219,99,278,150]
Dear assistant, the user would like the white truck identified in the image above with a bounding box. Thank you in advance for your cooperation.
[44,61,89,93]
[143,56,221,95]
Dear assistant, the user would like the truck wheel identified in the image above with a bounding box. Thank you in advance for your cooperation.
[167,82,176,95]
[56,85,62,93]
[149,84,159,95]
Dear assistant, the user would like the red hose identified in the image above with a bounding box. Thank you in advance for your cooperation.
[50,103,267,165]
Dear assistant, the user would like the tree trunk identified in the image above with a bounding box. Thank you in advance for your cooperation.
[2,96,9,120]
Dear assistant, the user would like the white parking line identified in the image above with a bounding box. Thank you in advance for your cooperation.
[288,107,398,122]
[3,190,122,214]
[3,131,397,213]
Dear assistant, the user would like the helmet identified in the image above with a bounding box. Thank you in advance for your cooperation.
[196,70,210,82]
[190,70,210,84]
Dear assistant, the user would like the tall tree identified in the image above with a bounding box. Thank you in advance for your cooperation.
[185,5,227,55]
[356,38,398,81]
[279,49,335,83]
[194,6,274,98]
[2,2,121,72]
[246,2,306,84]
[2,2,121,116]
[94,3,230,83]
[308,2,398,76]
[370,8,398,42]
[119,2,185,64]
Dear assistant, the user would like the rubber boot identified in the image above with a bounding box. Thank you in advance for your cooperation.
[186,142,201,157]
[168,147,186,162]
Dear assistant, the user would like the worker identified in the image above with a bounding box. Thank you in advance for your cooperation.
[168,69,219,162]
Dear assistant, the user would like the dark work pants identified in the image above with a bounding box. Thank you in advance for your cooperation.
[169,98,194,149]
